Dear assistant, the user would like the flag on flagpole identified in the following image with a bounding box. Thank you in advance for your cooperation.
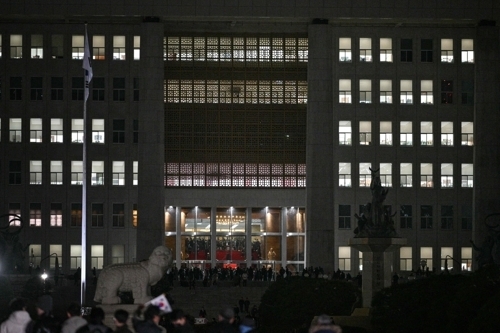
[83,25,93,102]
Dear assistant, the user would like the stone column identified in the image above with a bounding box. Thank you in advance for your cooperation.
[137,21,165,261]
[349,237,407,308]
[306,22,335,272]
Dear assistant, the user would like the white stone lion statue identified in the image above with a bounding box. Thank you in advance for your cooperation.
[94,246,173,305]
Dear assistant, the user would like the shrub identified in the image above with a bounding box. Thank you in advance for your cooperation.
[258,277,359,333]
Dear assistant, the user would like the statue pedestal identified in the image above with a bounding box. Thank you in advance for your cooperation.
[349,237,407,308]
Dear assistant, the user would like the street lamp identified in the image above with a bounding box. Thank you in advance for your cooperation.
[41,269,48,294]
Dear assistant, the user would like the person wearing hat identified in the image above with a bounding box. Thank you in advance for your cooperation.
[207,307,238,333]
[309,314,342,333]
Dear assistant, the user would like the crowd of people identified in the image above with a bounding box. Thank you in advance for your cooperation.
[0,295,270,333]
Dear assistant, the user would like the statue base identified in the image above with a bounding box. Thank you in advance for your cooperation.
[349,237,407,308]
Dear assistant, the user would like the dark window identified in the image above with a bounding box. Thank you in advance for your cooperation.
[339,205,351,229]
[400,205,412,229]
[133,119,138,143]
[421,39,433,62]
[10,77,22,100]
[113,203,125,227]
[113,78,125,101]
[92,77,105,101]
[461,205,472,230]
[133,78,139,101]
[30,77,43,100]
[0,77,2,100]
[400,39,413,62]
[51,77,63,100]
[461,81,474,105]
[9,161,22,185]
[70,203,82,227]
[91,203,104,227]
[112,119,125,143]
[441,80,453,104]
[72,77,84,101]
[420,205,433,229]
[441,205,453,229]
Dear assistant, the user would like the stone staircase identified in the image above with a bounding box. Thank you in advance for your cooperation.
[166,280,270,320]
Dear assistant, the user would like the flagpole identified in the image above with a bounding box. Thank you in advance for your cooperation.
[81,23,93,306]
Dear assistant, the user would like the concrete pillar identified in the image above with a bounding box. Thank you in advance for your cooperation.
[306,22,335,272]
[137,21,165,261]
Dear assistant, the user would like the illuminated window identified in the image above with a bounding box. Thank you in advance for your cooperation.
[359,121,371,145]
[380,121,392,146]
[420,246,433,268]
[461,39,474,63]
[91,245,104,269]
[91,161,104,186]
[50,161,63,185]
[400,163,412,187]
[133,36,140,60]
[8,203,21,225]
[112,245,125,264]
[380,38,392,62]
[339,79,351,103]
[441,122,453,146]
[400,247,412,271]
[29,203,42,227]
[338,246,351,271]
[50,203,63,227]
[359,38,372,62]
[70,245,82,269]
[339,38,351,62]
[339,163,351,187]
[49,245,62,269]
[359,162,371,187]
[50,118,63,143]
[441,38,453,63]
[380,80,392,104]
[2,120,12,146]
[461,122,473,146]
[71,161,83,185]
[92,119,105,143]
[29,160,42,185]
[339,121,352,145]
[133,161,138,185]
[461,247,472,271]
[461,164,473,188]
[420,80,433,104]
[359,79,372,103]
[420,121,433,146]
[380,163,392,187]
[71,119,84,143]
[112,161,125,186]
[441,163,453,188]
[31,35,43,59]
[420,163,433,188]
[71,35,84,60]
[92,35,105,60]
[30,118,43,143]
[10,34,23,59]
[400,80,413,104]
[113,36,126,60]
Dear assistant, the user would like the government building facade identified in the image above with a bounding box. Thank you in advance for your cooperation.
[0,1,499,277]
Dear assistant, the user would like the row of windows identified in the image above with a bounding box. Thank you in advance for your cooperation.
[0,34,140,60]
[8,160,138,186]
[3,77,139,102]
[338,163,473,188]
[337,79,473,105]
[165,36,308,63]
[338,246,473,272]
[339,121,474,147]
[165,163,306,187]
[338,204,472,231]
[2,118,137,144]
[8,203,137,229]
[336,37,474,64]
[29,244,126,270]
[165,80,307,104]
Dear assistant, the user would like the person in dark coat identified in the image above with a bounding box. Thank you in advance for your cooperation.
[308,314,342,333]
[207,307,238,333]
[170,309,195,333]
[133,305,166,333]
[113,309,133,333]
